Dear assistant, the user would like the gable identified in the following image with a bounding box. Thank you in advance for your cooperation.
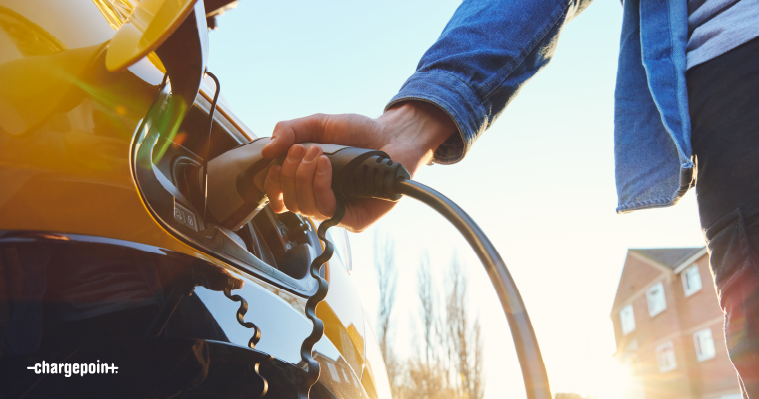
[610,251,669,315]
[630,247,704,270]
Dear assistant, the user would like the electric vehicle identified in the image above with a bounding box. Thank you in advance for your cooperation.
[0,0,391,397]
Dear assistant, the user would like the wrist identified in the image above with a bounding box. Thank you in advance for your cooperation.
[378,101,457,156]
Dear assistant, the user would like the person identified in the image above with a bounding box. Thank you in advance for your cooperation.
[260,0,759,395]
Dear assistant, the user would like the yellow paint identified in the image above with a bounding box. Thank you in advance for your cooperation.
[91,0,135,30]
[0,3,375,396]
[0,5,67,56]
[317,301,365,378]
[105,0,197,72]
[318,253,367,378]
[91,0,166,72]
[0,1,194,258]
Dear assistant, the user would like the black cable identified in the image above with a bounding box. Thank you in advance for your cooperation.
[207,140,550,398]
[201,71,221,223]
[394,178,552,399]
[299,200,344,399]
[224,283,262,349]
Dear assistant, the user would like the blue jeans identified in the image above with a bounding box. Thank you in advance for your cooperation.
[690,38,759,398]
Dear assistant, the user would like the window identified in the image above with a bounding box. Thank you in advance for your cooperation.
[682,264,702,296]
[694,328,716,362]
[620,304,636,335]
[655,341,677,372]
[647,282,667,317]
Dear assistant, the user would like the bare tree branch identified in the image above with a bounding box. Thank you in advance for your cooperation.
[470,318,485,399]
[398,251,485,399]
[374,232,400,394]
[445,255,485,399]
[417,252,436,365]
[375,232,396,356]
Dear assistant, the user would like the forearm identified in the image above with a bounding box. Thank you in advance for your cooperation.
[387,0,593,164]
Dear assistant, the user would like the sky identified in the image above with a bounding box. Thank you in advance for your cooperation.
[207,1,706,398]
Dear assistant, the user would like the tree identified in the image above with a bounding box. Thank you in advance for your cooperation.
[400,253,485,399]
[406,252,451,399]
[417,252,437,365]
[444,258,484,399]
[374,232,401,396]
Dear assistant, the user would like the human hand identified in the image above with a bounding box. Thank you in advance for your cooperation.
[261,101,456,232]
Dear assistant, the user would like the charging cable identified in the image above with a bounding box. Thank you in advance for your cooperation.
[394,179,551,399]
[297,155,552,399]
[205,139,552,399]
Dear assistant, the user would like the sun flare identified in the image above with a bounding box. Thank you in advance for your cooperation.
[592,357,640,399]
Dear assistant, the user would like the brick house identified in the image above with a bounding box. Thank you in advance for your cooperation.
[610,248,741,399]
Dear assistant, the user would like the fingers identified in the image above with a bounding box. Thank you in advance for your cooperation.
[262,146,390,230]
[294,145,323,216]
[264,165,285,213]
[270,144,335,219]
[262,114,329,159]
[280,144,306,213]
[314,156,336,218]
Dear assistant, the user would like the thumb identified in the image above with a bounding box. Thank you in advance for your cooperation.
[262,114,329,159]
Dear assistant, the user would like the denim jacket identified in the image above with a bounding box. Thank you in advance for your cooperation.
[386,0,693,214]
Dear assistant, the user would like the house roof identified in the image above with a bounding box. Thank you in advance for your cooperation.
[628,247,705,270]
[611,247,707,316]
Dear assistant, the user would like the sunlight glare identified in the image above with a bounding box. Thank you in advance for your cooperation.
[593,357,639,399]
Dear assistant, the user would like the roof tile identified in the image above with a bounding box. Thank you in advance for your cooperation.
[629,247,705,270]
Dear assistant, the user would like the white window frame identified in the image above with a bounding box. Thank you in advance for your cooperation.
[647,281,667,317]
[655,341,677,372]
[694,327,716,362]
[620,304,636,335]
[682,263,703,297]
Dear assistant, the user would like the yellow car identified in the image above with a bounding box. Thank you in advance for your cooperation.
[0,0,390,398]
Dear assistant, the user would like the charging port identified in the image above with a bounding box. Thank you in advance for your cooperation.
[166,135,318,282]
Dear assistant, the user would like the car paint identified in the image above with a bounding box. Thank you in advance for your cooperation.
[0,1,389,397]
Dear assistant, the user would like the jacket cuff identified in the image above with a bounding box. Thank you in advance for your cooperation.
[385,70,486,165]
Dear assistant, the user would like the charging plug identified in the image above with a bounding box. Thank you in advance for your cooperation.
[205,139,550,399]
[205,137,409,230]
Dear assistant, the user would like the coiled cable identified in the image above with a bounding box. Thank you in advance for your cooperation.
[298,199,345,399]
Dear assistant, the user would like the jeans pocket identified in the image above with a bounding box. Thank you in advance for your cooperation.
[705,208,753,305]
[706,208,759,389]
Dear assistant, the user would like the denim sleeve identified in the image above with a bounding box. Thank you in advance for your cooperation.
[386,0,593,164]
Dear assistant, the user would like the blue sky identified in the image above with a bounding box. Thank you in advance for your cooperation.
[207,1,706,397]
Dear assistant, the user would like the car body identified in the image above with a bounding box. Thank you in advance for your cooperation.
[0,1,390,398]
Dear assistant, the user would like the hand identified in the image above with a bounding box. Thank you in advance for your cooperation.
[261,101,457,232]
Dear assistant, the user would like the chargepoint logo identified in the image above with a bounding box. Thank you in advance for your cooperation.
[27,361,119,377]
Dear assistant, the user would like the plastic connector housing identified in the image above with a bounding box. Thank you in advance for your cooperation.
[340,155,409,201]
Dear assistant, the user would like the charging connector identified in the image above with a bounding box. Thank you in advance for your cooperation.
[206,140,551,399]
[204,138,409,230]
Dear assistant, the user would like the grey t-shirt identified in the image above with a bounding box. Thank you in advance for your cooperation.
[687,0,759,69]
